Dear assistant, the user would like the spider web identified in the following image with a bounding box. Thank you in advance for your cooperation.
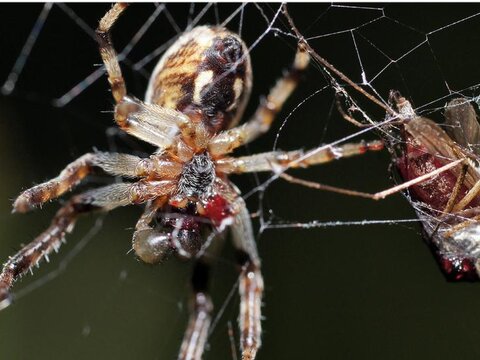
[2,3,480,360]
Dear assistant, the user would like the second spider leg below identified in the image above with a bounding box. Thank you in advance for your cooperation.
[231,196,264,360]
[0,183,139,310]
[175,194,263,360]
[178,254,215,360]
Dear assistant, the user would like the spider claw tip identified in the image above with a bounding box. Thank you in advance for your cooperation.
[0,287,12,312]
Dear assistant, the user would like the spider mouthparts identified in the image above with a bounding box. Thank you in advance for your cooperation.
[0,286,12,311]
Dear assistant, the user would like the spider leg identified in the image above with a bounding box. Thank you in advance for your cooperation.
[281,159,465,200]
[13,151,159,213]
[442,164,468,215]
[0,182,137,310]
[209,44,310,156]
[218,142,465,201]
[178,259,214,360]
[216,140,383,174]
[132,200,219,359]
[96,2,128,103]
[178,225,226,360]
[96,3,193,149]
[230,195,263,360]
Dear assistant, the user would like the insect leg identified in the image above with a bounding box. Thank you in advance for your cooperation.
[452,179,480,213]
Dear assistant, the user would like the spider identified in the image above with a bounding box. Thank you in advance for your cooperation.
[0,4,384,359]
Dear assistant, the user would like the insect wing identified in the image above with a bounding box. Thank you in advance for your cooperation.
[404,117,480,189]
[444,98,480,155]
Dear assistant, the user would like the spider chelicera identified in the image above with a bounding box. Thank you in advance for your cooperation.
[0,4,383,359]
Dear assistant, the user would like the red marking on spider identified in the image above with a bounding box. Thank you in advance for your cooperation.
[204,195,234,231]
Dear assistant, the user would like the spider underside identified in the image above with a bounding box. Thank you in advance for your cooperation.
[0,4,384,360]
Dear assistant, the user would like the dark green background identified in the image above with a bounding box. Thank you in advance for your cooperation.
[1,3,480,359]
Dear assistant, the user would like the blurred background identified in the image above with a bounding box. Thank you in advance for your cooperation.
[1,3,480,359]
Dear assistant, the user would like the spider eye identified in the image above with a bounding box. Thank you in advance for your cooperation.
[132,229,172,264]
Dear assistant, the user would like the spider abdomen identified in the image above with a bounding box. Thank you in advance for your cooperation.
[145,26,252,133]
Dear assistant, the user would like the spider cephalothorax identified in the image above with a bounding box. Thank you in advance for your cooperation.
[0,4,385,359]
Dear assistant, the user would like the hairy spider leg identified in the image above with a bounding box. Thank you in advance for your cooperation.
[178,263,214,360]
[96,3,195,150]
[96,2,128,103]
[134,200,217,360]
[1,183,138,310]
[216,139,383,174]
[2,180,176,310]
[230,195,263,360]
[12,152,174,213]
[178,249,220,360]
